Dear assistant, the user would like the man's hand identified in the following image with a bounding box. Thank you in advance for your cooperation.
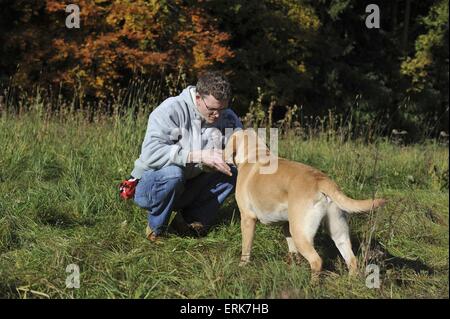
[189,149,232,176]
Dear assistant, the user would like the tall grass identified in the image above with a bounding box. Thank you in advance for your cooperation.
[0,85,448,299]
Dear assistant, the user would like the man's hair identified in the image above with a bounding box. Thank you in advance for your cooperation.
[196,71,232,102]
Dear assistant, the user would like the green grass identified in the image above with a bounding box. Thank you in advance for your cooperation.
[0,111,448,299]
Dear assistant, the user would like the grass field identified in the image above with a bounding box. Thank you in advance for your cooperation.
[0,110,448,299]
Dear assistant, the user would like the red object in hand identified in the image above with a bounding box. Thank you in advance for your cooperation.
[119,179,138,200]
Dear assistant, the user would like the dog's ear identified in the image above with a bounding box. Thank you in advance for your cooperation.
[256,148,272,165]
[236,130,255,164]
[225,129,273,166]
[244,130,273,165]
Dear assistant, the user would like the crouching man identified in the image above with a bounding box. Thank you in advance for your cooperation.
[130,71,243,241]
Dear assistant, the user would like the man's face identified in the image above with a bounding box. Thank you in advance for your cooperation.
[195,94,228,124]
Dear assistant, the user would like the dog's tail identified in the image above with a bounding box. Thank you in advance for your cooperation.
[318,179,386,213]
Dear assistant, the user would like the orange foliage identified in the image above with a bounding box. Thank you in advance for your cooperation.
[8,0,234,99]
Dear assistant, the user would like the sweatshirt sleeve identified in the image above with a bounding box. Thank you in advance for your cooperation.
[131,101,190,179]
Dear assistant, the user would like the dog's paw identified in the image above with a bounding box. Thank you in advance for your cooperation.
[239,257,250,267]
[347,257,359,276]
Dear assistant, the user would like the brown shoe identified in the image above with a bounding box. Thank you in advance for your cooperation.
[145,225,159,242]
[188,222,206,237]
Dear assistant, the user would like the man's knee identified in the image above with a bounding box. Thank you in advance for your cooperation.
[156,165,185,185]
[134,165,185,209]
[149,166,186,202]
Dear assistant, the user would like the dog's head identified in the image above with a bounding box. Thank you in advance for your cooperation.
[224,129,273,167]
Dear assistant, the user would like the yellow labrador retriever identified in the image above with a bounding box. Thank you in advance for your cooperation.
[224,129,385,275]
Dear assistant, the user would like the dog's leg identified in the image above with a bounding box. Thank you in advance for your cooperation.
[289,200,326,274]
[282,223,302,265]
[326,203,357,275]
[240,213,257,266]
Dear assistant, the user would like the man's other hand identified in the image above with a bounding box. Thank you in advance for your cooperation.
[189,149,232,176]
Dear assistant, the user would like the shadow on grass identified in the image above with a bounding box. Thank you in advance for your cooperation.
[0,281,21,298]
[214,197,240,227]
[36,207,96,229]
[168,195,437,281]
[315,233,436,276]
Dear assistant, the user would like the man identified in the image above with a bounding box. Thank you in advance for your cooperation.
[130,71,243,241]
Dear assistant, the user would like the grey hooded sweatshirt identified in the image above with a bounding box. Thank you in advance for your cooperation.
[131,86,243,180]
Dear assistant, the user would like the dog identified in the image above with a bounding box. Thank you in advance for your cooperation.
[223,129,386,275]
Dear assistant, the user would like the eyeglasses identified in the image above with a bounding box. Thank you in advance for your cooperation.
[201,96,227,114]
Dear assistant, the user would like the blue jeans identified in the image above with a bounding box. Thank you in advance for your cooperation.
[133,165,237,235]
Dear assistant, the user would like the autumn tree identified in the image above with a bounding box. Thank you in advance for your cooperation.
[0,0,447,138]
[0,0,233,101]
